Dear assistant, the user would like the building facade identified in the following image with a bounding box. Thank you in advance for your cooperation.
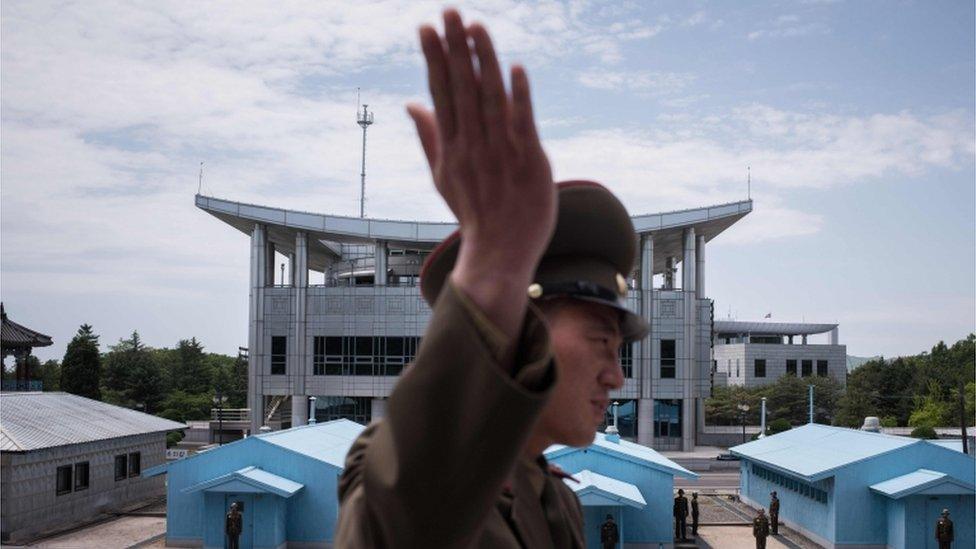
[0,392,184,543]
[197,194,752,451]
[712,320,847,388]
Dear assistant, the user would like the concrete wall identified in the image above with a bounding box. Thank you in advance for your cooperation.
[0,433,167,543]
[162,436,340,547]
[739,460,834,545]
[713,343,847,388]
[898,494,973,549]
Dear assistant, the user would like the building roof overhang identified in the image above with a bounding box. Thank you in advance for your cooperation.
[565,469,647,509]
[182,466,304,498]
[869,469,975,499]
[196,194,751,275]
[714,320,838,337]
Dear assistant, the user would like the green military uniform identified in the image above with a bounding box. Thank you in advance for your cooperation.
[769,491,780,535]
[936,509,953,549]
[600,514,619,549]
[225,504,242,549]
[673,490,689,541]
[753,512,770,549]
[335,182,646,548]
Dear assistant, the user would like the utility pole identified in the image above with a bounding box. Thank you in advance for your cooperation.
[357,101,374,218]
[759,397,767,438]
[808,385,814,424]
[959,379,970,455]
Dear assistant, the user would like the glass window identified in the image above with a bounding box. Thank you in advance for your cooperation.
[801,360,812,377]
[817,360,828,377]
[315,396,371,424]
[736,359,740,378]
[128,452,141,477]
[653,399,682,438]
[619,344,634,378]
[271,336,287,375]
[56,465,72,495]
[660,340,676,378]
[114,454,128,481]
[786,360,797,376]
[74,462,89,491]
[600,400,637,438]
[754,359,766,378]
[313,336,326,375]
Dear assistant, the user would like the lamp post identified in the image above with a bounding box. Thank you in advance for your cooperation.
[737,403,751,444]
[213,392,228,445]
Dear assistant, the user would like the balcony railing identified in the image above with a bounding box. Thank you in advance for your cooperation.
[210,408,250,422]
[1,380,42,392]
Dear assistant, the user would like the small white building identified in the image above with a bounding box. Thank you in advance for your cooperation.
[712,321,846,388]
[0,392,184,543]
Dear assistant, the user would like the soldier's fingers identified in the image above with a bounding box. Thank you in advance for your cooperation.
[418,25,456,142]
[510,65,539,148]
[443,9,481,145]
[406,104,440,172]
[469,23,507,149]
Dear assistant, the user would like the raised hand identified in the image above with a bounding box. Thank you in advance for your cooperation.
[408,9,556,345]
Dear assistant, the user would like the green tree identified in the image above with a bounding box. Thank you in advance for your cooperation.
[159,390,213,422]
[39,359,60,391]
[909,382,952,428]
[101,331,166,413]
[910,425,938,439]
[169,338,211,394]
[60,324,101,400]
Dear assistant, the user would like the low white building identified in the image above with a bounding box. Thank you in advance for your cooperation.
[712,320,846,388]
[0,392,184,543]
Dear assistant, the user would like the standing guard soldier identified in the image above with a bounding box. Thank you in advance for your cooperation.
[936,508,953,549]
[225,502,242,549]
[753,508,770,549]
[673,489,689,541]
[769,491,780,535]
[600,514,619,549]
[691,492,700,536]
[335,8,650,548]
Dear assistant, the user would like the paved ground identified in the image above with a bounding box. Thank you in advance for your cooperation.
[676,470,741,490]
[689,525,818,548]
[24,516,165,549]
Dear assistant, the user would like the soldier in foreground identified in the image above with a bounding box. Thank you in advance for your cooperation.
[753,508,770,549]
[690,491,700,536]
[673,488,689,541]
[769,490,780,535]
[936,508,953,549]
[600,514,619,549]
[335,8,648,548]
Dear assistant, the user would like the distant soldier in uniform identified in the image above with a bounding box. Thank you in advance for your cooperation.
[225,502,242,549]
[936,508,953,549]
[335,8,649,548]
[753,508,770,549]
[691,492,700,536]
[600,514,619,549]
[769,491,780,535]
[674,489,690,541]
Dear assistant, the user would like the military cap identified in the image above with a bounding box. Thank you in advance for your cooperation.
[420,180,648,342]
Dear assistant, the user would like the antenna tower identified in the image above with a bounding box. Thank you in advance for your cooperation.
[357,92,374,218]
[747,166,751,199]
[198,162,204,195]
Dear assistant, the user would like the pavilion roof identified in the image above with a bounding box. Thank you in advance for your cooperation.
[0,304,53,350]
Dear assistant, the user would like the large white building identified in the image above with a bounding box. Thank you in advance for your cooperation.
[198,194,752,451]
[712,320,847,388]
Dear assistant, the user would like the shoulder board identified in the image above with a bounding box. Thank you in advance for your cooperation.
[548,464,579,483]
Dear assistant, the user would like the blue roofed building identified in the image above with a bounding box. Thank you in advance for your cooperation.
[546,429,697,548]
[731,424,975,549]
[144,419,365,548]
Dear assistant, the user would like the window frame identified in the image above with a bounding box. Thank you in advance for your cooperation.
[114,454,128,481]
[754,359,766,378]
[786,359,797,376]
[270,336,287,375]
[56,465,73,496]
[660,339,676,379]
[817,359,828,377]
[74,461,90,491]
[128,452,141,477]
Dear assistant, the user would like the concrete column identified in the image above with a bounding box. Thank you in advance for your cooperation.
[265,242,276,286]
[371,398,387,420]
[292,231,309,425]
[638,235,654,447]
[664,257,674,289]
[682,227,697,451]
[249,224,268,435]
[695,234,706,297]
[802,335,808,345]
[829,327,838,345]
[290,396,307,427]
[288,253,296,286]
[374,241,388,285]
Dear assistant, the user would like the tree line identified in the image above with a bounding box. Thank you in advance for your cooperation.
[5,325,247,431]
[706,334,975,433]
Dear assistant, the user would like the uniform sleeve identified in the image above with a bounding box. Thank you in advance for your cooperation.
[335,281,555,548]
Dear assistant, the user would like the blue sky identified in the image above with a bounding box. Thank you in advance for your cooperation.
[1,0,973,362]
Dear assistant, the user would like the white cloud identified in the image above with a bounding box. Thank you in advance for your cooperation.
[577,70,695,95]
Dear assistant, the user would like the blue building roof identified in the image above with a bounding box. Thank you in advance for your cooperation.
[183,466,304,497]
[546,431,697,479]
[869,469,975,499]
[565,470,647,509]
[730,424,921,481]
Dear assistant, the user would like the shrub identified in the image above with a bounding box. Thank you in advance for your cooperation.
[768,418,792,435]
[910,425,938,439]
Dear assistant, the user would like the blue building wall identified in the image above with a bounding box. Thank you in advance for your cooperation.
[741,439,975,549]
[548,447,677,546]
[163,436,340,548]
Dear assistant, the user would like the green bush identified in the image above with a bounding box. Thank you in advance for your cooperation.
[910,425,938,439]
[880,416,898,428]
[768,418,792,435]
[166,430,185,448]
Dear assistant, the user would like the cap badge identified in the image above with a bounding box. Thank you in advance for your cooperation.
[615,273,628,296]
[527,283,543,299]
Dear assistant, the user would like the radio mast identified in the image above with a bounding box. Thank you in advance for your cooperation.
[357,91,374,218]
